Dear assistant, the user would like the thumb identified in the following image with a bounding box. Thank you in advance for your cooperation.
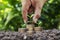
[33,17,38,23]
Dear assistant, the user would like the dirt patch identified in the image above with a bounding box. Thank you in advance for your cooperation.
[0,29,60,40]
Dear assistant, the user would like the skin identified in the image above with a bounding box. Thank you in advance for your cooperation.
[21,0,47,23]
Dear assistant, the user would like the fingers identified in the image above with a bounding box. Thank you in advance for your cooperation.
[33,7,41,23]
[33,0,47,23]
[22,0,31,23]
[22,9,28,23]
[33,14,40,23]
[33,17,38,23]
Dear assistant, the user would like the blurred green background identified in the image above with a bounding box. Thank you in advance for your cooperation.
[0,0,60,31]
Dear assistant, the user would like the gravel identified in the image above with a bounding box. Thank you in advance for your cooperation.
[0,29,60,40]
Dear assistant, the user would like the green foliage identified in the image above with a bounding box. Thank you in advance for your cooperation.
[0,0,60,31]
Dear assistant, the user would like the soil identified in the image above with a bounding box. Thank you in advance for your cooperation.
[0,29,60,40]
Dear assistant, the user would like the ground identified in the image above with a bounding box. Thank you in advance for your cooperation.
[0,29,60,40]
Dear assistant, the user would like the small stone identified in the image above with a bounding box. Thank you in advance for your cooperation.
[23,35,27,39]
[2,36,11,40]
